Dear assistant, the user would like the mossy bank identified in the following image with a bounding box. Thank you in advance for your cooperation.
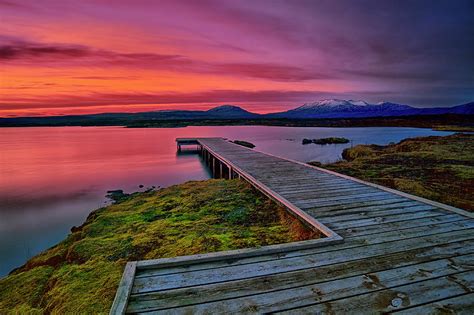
[323,133,474,211]
[0,179,311,314]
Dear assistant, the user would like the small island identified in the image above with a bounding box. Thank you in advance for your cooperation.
[232,140,256,148]
[302,137,350,145]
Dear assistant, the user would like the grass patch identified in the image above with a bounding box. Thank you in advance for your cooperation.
[0,179,316,314]
[322,133,474,211]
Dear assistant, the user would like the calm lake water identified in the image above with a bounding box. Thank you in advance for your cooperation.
[0,126,453,276]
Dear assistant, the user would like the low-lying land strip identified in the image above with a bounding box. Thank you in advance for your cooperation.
[1,114,473,132]
[0,179,313,314]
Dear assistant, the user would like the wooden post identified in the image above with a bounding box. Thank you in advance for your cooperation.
[220,163,223,179]
[212,156,216,178]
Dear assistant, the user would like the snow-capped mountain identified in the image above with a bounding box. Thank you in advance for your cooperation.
[296,99,371,109]
[269,99,427,118]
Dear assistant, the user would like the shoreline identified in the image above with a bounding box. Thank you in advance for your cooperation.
[1,114,473,132]
[0,179,316,313]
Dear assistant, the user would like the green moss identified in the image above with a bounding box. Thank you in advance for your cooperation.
[324,133,474,211]
[0,266,54,312]
[0,179,311,314]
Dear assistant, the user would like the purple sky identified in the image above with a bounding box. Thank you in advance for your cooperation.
[1,0,473,116]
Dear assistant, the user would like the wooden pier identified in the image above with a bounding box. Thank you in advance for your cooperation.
[111,138,474,314]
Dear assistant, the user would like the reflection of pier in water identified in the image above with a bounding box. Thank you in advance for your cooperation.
[111,137,474,314]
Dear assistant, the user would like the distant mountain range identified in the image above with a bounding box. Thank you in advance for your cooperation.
[0,100,472,126]
[268,99,474,119]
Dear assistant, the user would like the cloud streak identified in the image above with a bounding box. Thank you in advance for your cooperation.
[1,38,328,82]
[1,0,473,115]
[0,90,330,110]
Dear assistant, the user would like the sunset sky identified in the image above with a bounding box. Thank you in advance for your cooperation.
[1,0,473,117]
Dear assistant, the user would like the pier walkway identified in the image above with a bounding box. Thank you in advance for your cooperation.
[111,138,474,314]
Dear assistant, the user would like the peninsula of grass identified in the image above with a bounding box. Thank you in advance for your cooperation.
[302,137,350,145]
[0,179,316,314]
[322,133,474,211]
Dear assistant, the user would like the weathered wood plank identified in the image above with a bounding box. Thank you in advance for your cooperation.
[394,292,474,314]
[109,261,136,315]
[337,214,468,238]
[128,242,474,312]
[273,184,365,195]
[327,210,449,230]
[276,270,474,314]
[313,200,422,217]
[299,196,407,211]
[303,197,412,213]
[280,187,378,201]
[131,229,474,294]
[278,185,373,197]
[293,192,396,207]
[293,192,397,207]
[319,204,438,224]
[145,254,474,314]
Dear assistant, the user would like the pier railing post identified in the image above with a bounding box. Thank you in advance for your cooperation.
[212,156,216,178]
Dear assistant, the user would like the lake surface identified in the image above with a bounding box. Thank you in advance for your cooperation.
[0,126,453,276]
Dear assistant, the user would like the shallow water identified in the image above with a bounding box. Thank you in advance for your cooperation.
[0,126,452,276]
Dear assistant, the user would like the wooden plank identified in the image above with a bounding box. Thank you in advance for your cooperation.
[135,236,338,271]
[128,243,474,313]
[337,214,468,238]
[277,185,372,196]
[131,229,474,294]
[276,270,474,314]
[134,219,474,279]
[319,204,437,224]
[259,177,345,186]
[298,196,406,210]
[280,187,377,201]
[395,292,474,314]
[292,192,394,206]
[109,261,137,315]
[144,254,474,314]
[131,240,474,307]
[327,210,448,230]
[272,184,364,195]
[314,200,421,218]
[303,197,411,213]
